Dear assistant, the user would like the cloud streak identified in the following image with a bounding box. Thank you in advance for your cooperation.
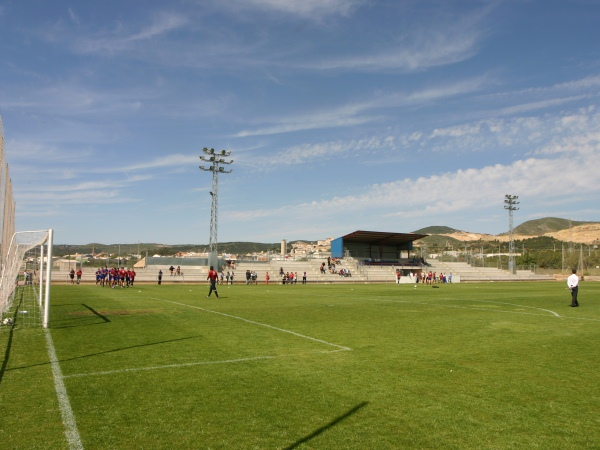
[224,106,600,234]
[222,0,364,19]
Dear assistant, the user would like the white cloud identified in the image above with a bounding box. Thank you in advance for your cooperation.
[72,11,188,54]
[226,150,600,229]
[224,0,363,19]
[94,154,200,173]
[225,108,600,231]
[241,137,397,169]
[311,29,480,72]
[68,8,81,26]
[17,189,134,206]
[6,139,81,163]
[236,78,487,138]
[125,12,188,42]
[408,108,600,155]
[495,96,587,116]
[20,177,151,193]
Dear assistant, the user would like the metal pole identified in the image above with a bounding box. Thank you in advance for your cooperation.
[200,148,233,270]
[43,229,53,329]
[39,242,44,308]
[504,194,519,274]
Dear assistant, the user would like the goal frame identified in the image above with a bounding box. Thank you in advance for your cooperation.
[0,228,54,328]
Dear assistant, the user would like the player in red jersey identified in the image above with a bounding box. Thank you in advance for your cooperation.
[206,266,219,298]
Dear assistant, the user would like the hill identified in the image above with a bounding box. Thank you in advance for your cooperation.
[512,217,594,236]
[54,241,297,257]
[413,225,457,234]
[417,234,463,248]
[53,217,600,256]
[420,217,600,245]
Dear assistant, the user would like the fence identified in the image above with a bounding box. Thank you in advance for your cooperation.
[0,115,16,274]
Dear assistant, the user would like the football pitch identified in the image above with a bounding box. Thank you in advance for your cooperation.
[1,281,599,449]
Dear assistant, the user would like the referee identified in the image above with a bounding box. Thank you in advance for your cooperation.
[567,268,579,307]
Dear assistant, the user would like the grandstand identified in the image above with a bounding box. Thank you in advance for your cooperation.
[425,261,553,282]
[48,229,552,284]
[52,254,552,284]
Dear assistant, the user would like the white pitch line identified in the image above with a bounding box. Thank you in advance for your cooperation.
[62,298,352,380]
[378,298,600,322]
[45,329,84,450]
[453,299,560,317]
[63,349,348,379]
[149,297,352,351]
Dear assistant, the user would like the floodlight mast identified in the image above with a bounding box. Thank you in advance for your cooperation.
[199,148,233,270]
[504,194,519,274]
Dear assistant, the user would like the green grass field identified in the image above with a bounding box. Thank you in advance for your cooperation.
[1,281,599,449]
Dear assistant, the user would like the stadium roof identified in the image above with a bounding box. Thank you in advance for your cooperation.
[340,230,428,246]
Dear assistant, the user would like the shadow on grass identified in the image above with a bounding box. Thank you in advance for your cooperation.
[284,401,368,449]
[49,303,110,329]
[51,303,152,329]
[4,335,201,373]
[0,290,24,387]
[81,304,110,323]
[0,327,13,385]
[0,317,16,387]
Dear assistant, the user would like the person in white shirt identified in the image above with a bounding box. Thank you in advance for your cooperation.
[567,268,579,307]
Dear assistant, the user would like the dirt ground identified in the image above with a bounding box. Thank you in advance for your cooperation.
[440,223,600,245]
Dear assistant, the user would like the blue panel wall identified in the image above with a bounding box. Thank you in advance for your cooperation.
[331,237,344,258]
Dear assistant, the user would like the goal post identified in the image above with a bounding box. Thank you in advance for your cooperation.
[0,229,53,329]
[44,229,54,328]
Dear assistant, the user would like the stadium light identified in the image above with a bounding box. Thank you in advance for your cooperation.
[199,148,233,269]
[504,194,520,274]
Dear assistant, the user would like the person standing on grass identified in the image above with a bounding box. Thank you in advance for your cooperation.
[130,268,136,287]
[207,265,219,298]
[265,271,270,285]
[567,268,579,307]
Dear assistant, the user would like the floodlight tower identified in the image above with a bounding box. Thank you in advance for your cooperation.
[504,194,519,274]
[199,148,233,270]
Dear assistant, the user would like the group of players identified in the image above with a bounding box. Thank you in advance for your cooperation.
[95,267,137,288]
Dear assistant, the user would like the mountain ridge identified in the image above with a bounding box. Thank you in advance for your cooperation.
[54,218,600,256]
[416,217,600,245]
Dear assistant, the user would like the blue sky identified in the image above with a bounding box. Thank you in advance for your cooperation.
[1,0,600,245]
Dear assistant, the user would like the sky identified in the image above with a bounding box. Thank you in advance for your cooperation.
[1,0,600,245]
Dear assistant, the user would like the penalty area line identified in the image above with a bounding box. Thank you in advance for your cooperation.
[445,299,560,317]
[63,349,349,379]
[148,297,352,351]
[378,298,600,322]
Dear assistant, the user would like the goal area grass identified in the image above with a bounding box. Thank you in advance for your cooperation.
[1,281,599,448]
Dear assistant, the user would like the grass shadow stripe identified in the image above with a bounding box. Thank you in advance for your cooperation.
[81,303,111,322]
[284,401,369,450]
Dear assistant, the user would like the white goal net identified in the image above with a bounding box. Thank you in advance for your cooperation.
[0,230,54,329]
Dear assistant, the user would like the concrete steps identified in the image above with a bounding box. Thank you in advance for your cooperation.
[426,261,553,282]
[51,259,554,284]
